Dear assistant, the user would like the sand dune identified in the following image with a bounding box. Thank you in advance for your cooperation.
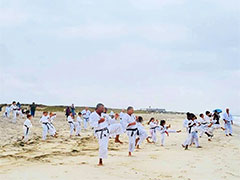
[0,112,239,180]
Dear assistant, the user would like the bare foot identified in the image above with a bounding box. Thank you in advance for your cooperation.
[115,139,123,144]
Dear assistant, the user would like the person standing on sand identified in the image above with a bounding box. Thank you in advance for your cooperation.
[81,107,91,129]
[222,108,233,136]
[71,104,76,118]
[30,102,36,117]
[65,106,71,118]
[121,106,138,156]
[10,101,18,123]
[89,103,123,166]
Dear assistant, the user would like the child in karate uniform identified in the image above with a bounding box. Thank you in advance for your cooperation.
[49,112,57,137]
[68,112,75,138]
[135,116,150,149]
[75,112,83,136]
[148,118,159,143]
[22,114,33,142]
[10,101,18,123]
[184,113,202,150]
[39,112,50,140]
[158,120,181,146]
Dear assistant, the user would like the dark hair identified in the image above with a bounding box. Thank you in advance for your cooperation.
[205,111,210,115]
[27,114,32,119]
[160,120,166,126]
[137,116,143,123]
[199,113,204,118]
[43,111,48,114]
[96,103,104,110]
[12,101,16,104]
[78,112,82,115]
[147,117,154,125]
[127,106,133,111]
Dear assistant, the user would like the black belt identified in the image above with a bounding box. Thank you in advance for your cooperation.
[126,128,138,136]
[43,122,50,130]
[150,126,159,133]
[24,125,29,135]
[95,127,109,139]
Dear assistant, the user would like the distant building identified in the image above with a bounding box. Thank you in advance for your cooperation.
[146,107,166,113]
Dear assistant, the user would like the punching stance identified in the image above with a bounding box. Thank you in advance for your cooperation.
[121,106,138,156]
[89,103,123,166]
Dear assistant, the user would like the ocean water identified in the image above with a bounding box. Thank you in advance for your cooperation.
[233,115,240,126]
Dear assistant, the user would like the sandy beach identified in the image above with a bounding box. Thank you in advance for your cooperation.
[0,111,239,180]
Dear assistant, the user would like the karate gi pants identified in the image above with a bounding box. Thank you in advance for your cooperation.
[96,124,123,159]
[224,122,233,135]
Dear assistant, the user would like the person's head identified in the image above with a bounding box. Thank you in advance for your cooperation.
[27,114,32,120]
[205,111,211,117]
[95,103,104,114]
[160,120,166,126]
[69,112,72,116]
[137,116,143,123]
[32,102,35,105]
[121,109,125,113]
[226,108,229,114]
[72,104,74,107]
[186,112,191,120]
[17,102,20,105]
[43,111,48,116]
[148,117,155,125]
[127,106,134,115]
[85,107,88,110]
[78,112,82,116]
[200,114,204,118]
[12,101,16,105]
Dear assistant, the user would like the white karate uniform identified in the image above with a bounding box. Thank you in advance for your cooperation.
[89,111,123,159]
[222,113,233,135]
[40,115,50,140]
[185,120,200,147]
[23,118,32,142]
[149,122,158,143]
[81,109,91,129]
[10,104,18,123]
[136,122,148,146]
[158,125,177,146]
[68,116,75,136]
[121,113,138,153]
[4,106,10,118]
[49,115,57,136]
[75,116,83,135]
[119,112,125,120]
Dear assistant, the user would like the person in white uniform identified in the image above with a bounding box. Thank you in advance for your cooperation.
[198,113,214,140]
[4,105,11,118]
[121,106,138,156]
[75,112,83,136]
[158,120,181,146]
[10,101,18,123]
[119,109,125,120]
[39,112,50,140]
[147,117,158,143]
[184,113,202,150]
[22,114,33,142]
[81,107,91,130]
[49,112,57,137]
[222,108,233,136]
[135,116,150,149]
[67,112,75,137]
[89,103,123,166]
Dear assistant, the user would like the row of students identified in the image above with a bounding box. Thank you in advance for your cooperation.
[148,118,181,146]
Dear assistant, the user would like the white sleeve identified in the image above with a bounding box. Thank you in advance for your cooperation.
[89,113,99,128]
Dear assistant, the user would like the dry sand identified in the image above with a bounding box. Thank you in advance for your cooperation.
[0,111,239,180]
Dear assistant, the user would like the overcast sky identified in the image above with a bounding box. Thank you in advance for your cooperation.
[0,0,239,114]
